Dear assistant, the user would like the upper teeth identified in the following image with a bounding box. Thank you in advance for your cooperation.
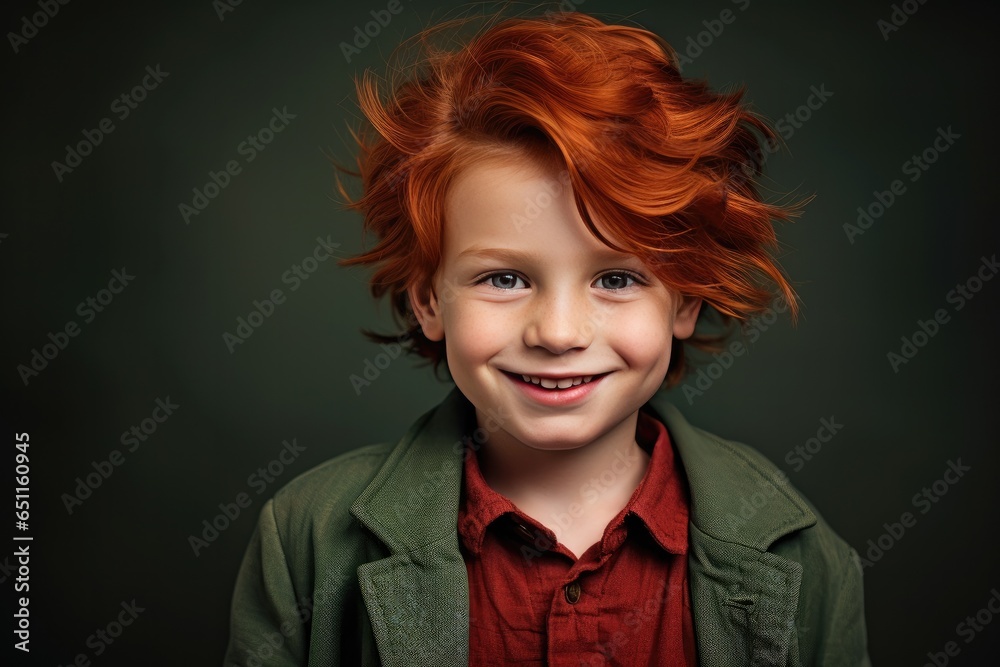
[520,374,595,389]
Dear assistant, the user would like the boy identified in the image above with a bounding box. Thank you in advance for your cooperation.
[225,8,870,666]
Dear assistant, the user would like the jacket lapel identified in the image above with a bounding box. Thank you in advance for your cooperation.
[644,397,817,666]
[352,388,819,666]
[350,389,474,667]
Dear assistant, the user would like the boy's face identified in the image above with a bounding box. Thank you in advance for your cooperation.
[408,152,701,452]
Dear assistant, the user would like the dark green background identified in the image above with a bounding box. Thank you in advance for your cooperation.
[4,0,998,664]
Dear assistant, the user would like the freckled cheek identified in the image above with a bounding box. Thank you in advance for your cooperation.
[610,312,674,372]
[442,301,512,368]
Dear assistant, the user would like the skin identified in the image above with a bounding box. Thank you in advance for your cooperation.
[408,151,701,558]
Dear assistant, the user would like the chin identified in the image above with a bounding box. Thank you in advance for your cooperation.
[511,422,601,450]
[520,439,589,452]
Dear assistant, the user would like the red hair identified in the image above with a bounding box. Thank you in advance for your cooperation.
[334,7,804,388]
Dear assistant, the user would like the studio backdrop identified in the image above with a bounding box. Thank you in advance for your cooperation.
[3,0,998,665]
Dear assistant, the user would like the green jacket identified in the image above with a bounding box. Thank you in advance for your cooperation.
[224,387,871,666]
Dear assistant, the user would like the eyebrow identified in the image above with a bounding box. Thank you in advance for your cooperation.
[457,247,539,263]
[456,245,638,264]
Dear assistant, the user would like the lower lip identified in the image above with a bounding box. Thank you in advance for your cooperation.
[503,371,608,406]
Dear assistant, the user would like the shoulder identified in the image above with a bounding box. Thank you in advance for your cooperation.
[226,443,402,666]
[654,405,869,658]
[700,419,856,555]
[265,442,395,547]
[257,392,460,560]
[768,483,870,662]
[274,442,393,506]
[650,400,814,546]
[649,398,857,561]
[684,417,797,486]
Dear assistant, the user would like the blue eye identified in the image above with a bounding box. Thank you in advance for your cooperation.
[596,272,636,290]
[480,272,527,290]
[475,270,645,292]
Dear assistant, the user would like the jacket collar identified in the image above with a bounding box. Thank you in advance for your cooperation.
[644,398,817,548]
[350,386,817,666]
[351,386,816,552]
[642,396,817,666]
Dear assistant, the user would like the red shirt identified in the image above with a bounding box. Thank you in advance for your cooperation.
[458,408,698,666]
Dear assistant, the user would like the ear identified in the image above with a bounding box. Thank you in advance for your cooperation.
[671,295,702,340]
[407,279,445,341]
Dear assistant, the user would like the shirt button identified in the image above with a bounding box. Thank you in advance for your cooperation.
[564,581,582,604]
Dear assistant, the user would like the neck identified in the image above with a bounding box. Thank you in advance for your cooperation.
[474,409,651,530]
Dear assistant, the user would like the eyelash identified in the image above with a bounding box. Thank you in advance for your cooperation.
[474,270,648,292]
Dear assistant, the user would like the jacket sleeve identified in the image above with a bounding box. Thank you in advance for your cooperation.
[224,499,310,667]
[814,544,872,666]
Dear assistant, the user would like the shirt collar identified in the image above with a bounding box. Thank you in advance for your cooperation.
[352,386,816,557]
[457,444,522,555]
[628,407,690,554]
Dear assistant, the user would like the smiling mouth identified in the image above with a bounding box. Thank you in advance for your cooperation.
[502,370,611,390]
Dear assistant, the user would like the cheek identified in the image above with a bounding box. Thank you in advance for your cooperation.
[611,306,674,370]
[442,301,509,367]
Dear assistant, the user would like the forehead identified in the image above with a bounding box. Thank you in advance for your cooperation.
[445,149,561,206]
[445,157,554,215]
[442,152,636,263]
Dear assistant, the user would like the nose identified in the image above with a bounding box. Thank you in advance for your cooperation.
[522,285,600,353]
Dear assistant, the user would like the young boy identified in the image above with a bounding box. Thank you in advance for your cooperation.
[225,8,870,666]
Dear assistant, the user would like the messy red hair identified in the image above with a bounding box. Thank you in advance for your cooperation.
[334,7,803,388]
